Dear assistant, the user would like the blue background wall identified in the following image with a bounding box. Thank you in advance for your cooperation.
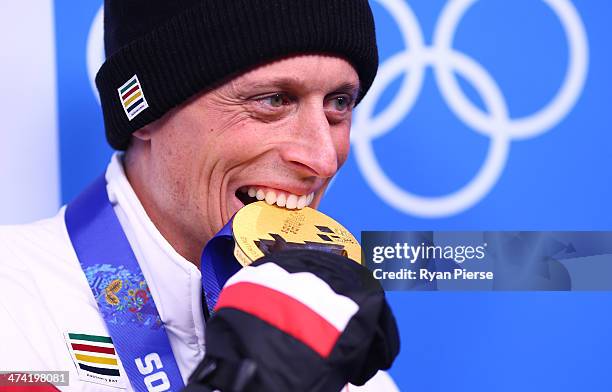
[46,1,612,390]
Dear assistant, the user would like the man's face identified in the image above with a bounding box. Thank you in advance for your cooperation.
[131,54,360,247]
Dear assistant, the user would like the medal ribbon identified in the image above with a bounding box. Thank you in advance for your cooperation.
[200,219,241,315]
[65,176,182,391]
[66,175,243,390]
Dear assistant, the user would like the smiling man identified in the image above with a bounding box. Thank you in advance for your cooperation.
[0,0,399,391]
[125,55,359,264]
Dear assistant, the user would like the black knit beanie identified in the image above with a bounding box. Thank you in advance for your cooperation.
[95,0,379,151]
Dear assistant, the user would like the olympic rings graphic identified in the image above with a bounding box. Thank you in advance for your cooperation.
[351,0,589,217]
[86,1,589,218]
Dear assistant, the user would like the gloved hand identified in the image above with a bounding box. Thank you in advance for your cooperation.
[184,249,400,392]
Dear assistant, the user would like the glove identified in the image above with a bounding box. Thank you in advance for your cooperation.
[184,249,400,392]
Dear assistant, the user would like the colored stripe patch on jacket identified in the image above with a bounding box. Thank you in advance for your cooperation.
[117,75,149,121]
[64,332,124,387]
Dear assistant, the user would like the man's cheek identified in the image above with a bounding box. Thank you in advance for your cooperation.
[218,140,261,166]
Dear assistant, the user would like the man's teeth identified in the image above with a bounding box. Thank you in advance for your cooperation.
[244,187,314,209]
[286,194,298,209]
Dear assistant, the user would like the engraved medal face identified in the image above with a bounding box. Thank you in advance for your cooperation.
[232,201,361,266]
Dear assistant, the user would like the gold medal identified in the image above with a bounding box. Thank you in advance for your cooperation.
[232,201,361,266]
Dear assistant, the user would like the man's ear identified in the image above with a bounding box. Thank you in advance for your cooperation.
[133,126,153,141]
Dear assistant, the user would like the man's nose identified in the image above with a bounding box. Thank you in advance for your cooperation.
[280,104,339,179]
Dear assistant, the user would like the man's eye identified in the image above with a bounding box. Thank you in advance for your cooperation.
[261,93,291,108]
[328,95,353,112]
[334,96,348,111]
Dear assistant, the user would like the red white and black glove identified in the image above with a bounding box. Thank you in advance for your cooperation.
[185,249,400,392]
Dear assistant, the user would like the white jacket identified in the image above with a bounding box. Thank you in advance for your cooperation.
[0,154,397,392]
